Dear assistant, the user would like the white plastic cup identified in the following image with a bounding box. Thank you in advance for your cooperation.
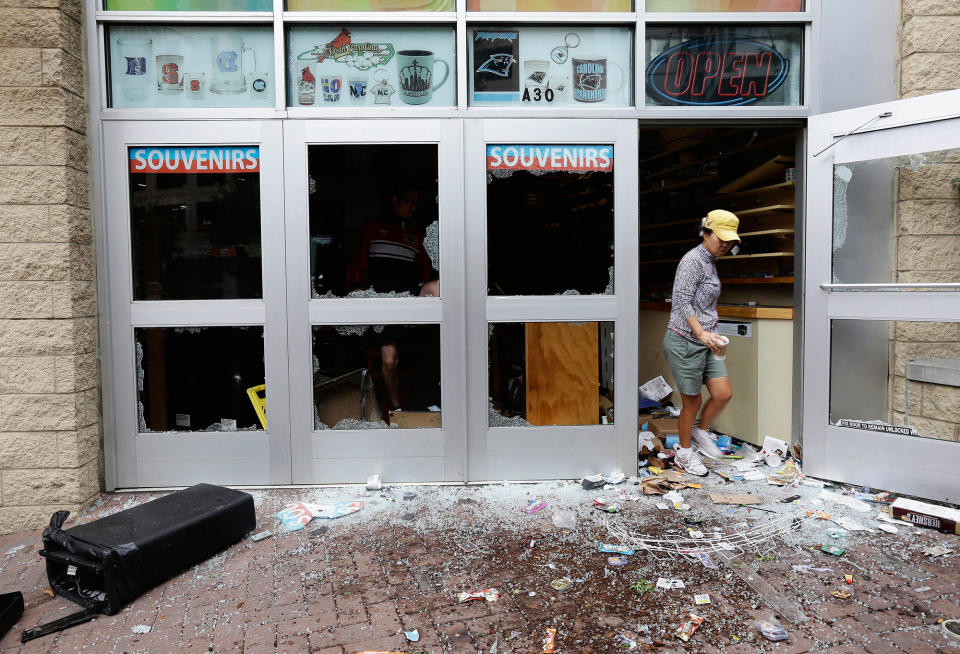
[713,335,730,361]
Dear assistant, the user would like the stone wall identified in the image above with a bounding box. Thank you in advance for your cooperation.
[0,0,101,533]
[887,0,960,443]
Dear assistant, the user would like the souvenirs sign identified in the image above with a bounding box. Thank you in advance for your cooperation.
[646,36,789,106]
[487,145,613,172]
[129,147,260,173]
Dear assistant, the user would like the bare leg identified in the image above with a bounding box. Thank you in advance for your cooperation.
[678,392,703,449]
[381,343,401,409]
[699,376,732,432]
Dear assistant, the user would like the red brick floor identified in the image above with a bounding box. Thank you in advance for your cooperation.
[0,483,957,653]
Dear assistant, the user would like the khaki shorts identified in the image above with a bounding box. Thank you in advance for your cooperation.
[662,329,728,396]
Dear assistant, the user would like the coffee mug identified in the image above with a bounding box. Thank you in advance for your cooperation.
[321,75,342,103]
[523,59,549,91]
[396,50,449,105]
[348,78,368,104]
[184,72,205,100]
[572,56,624,103]
[156,54,183,94]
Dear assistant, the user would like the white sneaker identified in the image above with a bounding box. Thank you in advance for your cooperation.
[674,448,708,477]
[692,428,725,460]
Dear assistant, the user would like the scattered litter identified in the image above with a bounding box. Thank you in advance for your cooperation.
[4,545,25,557]
[310,525,329,536]
[675,613,704,642]
[43,590,55,597]
[755,617,788,642]
[458,497,478,505]
[278,501,363,531]
[131,625,151,634]
[656,502,669,510]
[596,502,622,513]
[820,544,846,556]
[688,530,705,538]
[581,474,605,490]
[365,474,382,490]
[523,500,547,514]
[826,527,846,539]
[833,516,873,532]
[250,530,272,542]
[459,542,479,553]
[844,574,854,585]
[401,512,415,521]
[694,593,711,605]
[743,470,767,481]
[550,578,573,591]
[543,626,558,653]
[663,490,684,506]
[656,578,685,589]
[403,492,417,500]
[877,523,899,534]
[639,375,673,401]
[792,564,833,575]
[457,588,499,603]
[780,495,801,503]
[892,497,960,533]
[831,589,852,599]
[923,545,954,557]
[405,629,420,642]
[551,510,576,530]
[613,630,639,650]
[696,553,718,569]
[801,478,826,488]
[915,586,932,593]
[767,459,803,485]
[607,556,630,567]
[820,490,871,512]
[710,493,761,505]
[598,544,635,555]
[603,472,626,485]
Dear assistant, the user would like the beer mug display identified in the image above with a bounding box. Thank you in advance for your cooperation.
[210,36,256,95]
[156,54,184,94]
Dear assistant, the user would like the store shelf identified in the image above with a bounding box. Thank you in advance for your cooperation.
[737,228,794,238]
[637,301,794,320]
[735,205,795,219]
[638,217,698,231]
[643,133,797,181]
[718,155,795,194]
[638,175,716,198]
[719,277,795,285]
[638,237,697,248]
[718,251,794,260]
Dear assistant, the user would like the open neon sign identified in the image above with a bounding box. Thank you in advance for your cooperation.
[646,37,789,106]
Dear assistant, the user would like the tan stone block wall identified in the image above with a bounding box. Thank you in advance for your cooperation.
[0,0,100,534]
[900,0,960,97]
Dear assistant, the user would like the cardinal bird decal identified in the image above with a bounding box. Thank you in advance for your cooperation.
[317,29,351,63]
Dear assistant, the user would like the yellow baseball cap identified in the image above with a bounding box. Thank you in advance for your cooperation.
[704,209,741,242]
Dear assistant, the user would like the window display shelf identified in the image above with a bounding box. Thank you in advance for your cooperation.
[718,251,793,260]
[637,301,793,320]
[719,276,794,285]
[737,228,794,238]
[735,204,794,219]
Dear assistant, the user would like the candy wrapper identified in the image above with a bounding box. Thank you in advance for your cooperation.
[457,588,500,604]
[674,613,704,642]
[523,499,547,514]
[598,543,635,555]
[278,501,363,531]
[543,627,557,653]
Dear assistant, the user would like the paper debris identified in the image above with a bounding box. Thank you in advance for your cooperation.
[656,578,685,589]
[743,471,767,481]
[710,493,761,505]
[131,625,151,634]
[923,545,954,557]
[833,517,873,532]
[694,594,711,605]
[639,375,673,401]
[820,490,871,512]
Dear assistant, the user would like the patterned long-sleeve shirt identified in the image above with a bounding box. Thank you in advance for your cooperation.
[668,244,721,342]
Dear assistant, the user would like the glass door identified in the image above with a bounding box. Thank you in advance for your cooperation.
[465,120,639,480]
[283,120,466,483]
[804,90,960,501]
[102,121,290,487]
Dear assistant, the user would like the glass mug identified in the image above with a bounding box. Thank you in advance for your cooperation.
[117,37,152,102]
[348,78,368,105]
[571,56,625,103]
[184,72,205,100]
[156,54,183,94]
[550,74,570,101]
[210,36,256,95]
[523,59,549,92]
[396,50,450,105]
[321,76,342,103]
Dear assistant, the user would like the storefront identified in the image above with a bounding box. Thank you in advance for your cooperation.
[83,0,960,500]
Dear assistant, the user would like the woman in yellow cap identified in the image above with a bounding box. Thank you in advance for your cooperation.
[661,209,740,476]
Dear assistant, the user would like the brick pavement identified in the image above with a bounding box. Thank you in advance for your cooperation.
[0,485,958,653]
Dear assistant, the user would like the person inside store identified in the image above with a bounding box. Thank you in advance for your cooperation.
[662,209,740,477]
[346,183,438,413]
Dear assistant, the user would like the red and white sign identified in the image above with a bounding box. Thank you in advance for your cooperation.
[487,145,613,172]
[129,147,260,174]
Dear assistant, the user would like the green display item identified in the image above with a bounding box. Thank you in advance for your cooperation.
[820,544,845,556]
[106,0,271,10]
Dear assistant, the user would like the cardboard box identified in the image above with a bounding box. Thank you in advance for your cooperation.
[389,411,441,429]
[891,498,960,534]
[640,417,679,440]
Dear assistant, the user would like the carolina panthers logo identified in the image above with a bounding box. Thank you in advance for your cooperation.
[476,54,516,77]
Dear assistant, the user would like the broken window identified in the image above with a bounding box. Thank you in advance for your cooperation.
[307,145,440,299]
[489,321,614,427]
[486,145,614,295]
[312,324,441,430]
[136,326,265,433]
[129,147,263,300]
[833,147,960,287]
[830,319,960,443]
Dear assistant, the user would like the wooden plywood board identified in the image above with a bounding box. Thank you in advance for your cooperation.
[525,322,599,426]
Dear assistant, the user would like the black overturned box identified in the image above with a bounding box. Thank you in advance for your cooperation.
[40,483,255,615]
